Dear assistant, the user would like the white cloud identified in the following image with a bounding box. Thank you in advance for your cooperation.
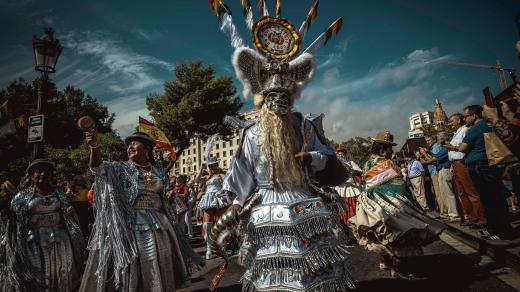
[104,94,152,138]
[296,48,468,147]
[60,30,172,94]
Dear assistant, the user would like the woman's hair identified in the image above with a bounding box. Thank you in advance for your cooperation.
[370,142,390,155]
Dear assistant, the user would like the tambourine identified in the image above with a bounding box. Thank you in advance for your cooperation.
[77,116,96,132]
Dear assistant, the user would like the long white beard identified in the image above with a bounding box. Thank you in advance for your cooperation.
[259,106,306,190]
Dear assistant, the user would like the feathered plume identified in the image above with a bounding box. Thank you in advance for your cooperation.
[208,0,247,48]
[240,0,254,31]
[257,0,269,16]
[194,133,220,183]
[298,0,319,41]
[303,17,343,55]
[275,0,281,17]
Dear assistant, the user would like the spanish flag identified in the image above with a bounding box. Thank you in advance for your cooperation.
[138,116,177,161]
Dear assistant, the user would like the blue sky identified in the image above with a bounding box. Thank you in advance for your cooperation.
[1,0,519,146]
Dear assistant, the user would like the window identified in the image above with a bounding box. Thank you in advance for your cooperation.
[223,151,227,157]
[188,166,191,172]
[182,168,185,173]
[193,148,196,154]
[224,160,227,167]
[188,149,191,155]
[216,153,220,158]
[229,150,233,156]
[194,157,197,162]
[182,159,185,164]
[216,143,219,150]
[194,166,197,171]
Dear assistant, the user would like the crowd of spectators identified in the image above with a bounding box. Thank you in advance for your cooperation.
[402,99,519,241]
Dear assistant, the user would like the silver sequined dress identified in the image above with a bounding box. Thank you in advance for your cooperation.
[223,116,355,292]
[79,161,203,292]
[1,187,84,292]
[198,175,229,211]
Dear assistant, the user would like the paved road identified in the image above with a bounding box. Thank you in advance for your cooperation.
[180,232,518,292]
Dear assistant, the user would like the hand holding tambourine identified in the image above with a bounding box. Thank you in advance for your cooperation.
[77,116,98,147]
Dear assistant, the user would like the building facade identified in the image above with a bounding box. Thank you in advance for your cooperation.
[408,111,434,138]
[172,109,259,179]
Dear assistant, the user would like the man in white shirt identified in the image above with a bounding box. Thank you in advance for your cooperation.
[442,113,486,228]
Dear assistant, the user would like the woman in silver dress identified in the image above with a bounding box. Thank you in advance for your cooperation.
[79,131,203,291]
[197,157,229,259]
[1,159,84,291]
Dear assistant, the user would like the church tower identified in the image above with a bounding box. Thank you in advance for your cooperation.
[433,98,448,127]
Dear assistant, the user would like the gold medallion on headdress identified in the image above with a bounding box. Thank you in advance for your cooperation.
[252,16,301,60]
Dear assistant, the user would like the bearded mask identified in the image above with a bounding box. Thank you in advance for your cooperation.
[232,47,316,113]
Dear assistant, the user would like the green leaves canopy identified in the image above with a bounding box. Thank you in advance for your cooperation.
[146,60,243,156]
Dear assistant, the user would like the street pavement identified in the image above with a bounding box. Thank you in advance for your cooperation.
[180,229,519,292]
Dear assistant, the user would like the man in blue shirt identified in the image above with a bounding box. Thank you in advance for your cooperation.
[420,135,446,218]
[407,151,428,210]
[435,132,461,221]
[457,105,511,240]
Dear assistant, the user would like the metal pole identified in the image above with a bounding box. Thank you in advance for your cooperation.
[33,73,47,159]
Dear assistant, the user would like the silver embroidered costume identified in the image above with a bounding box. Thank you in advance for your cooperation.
[207,2,350,290]
[79,161,203,292]
[223,118,355,292]
[198,175,228,211]
[1,187,84,292]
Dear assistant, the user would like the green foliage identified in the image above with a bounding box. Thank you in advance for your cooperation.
[1,78,117,179]
[44,132,127,181]
[146,60,243,156]
[339,137,372,167]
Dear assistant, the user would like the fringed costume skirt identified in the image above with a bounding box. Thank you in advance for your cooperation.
[198,191,229,211]
[348,182,445,257]
[22,227,79,292]
[80,209,202,292]
[238,188,355,292]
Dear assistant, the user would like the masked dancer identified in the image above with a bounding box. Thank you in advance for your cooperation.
[79,131,203,291]
[205,2,355,291]
[1,159,84,291]
[348,132,445,278]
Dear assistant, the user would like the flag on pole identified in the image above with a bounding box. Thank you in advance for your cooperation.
[138,116,177,161]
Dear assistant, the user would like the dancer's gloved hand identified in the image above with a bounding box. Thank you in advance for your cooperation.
[230,204,242,212]
[294,152,312,166]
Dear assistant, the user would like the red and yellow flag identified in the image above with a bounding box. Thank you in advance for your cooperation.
[138,116,176,161]
[305,0,319,27]
[275,0,281,17]
[325,17,343,45]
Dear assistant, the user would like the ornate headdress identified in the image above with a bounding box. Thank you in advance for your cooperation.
[208,0,343,104]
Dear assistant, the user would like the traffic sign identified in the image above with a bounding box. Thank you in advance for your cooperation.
[28,114,44,143]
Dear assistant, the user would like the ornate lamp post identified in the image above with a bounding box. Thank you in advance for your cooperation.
[31,27,62,159]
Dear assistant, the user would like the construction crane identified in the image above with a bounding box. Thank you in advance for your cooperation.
[427,59,517,91]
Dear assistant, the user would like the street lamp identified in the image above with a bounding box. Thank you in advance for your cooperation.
[31,27,62,159]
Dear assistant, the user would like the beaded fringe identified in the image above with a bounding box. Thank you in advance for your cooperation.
[247,244,350,277]
[248,216,330,244]
[241,266,356,292]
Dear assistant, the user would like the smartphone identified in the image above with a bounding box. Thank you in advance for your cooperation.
[483,87,495,108]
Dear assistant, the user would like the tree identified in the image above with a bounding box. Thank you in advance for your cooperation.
[45,132,127,181]
[146,60,243,156]
[339,137,372,167]
[0,78,118,177]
